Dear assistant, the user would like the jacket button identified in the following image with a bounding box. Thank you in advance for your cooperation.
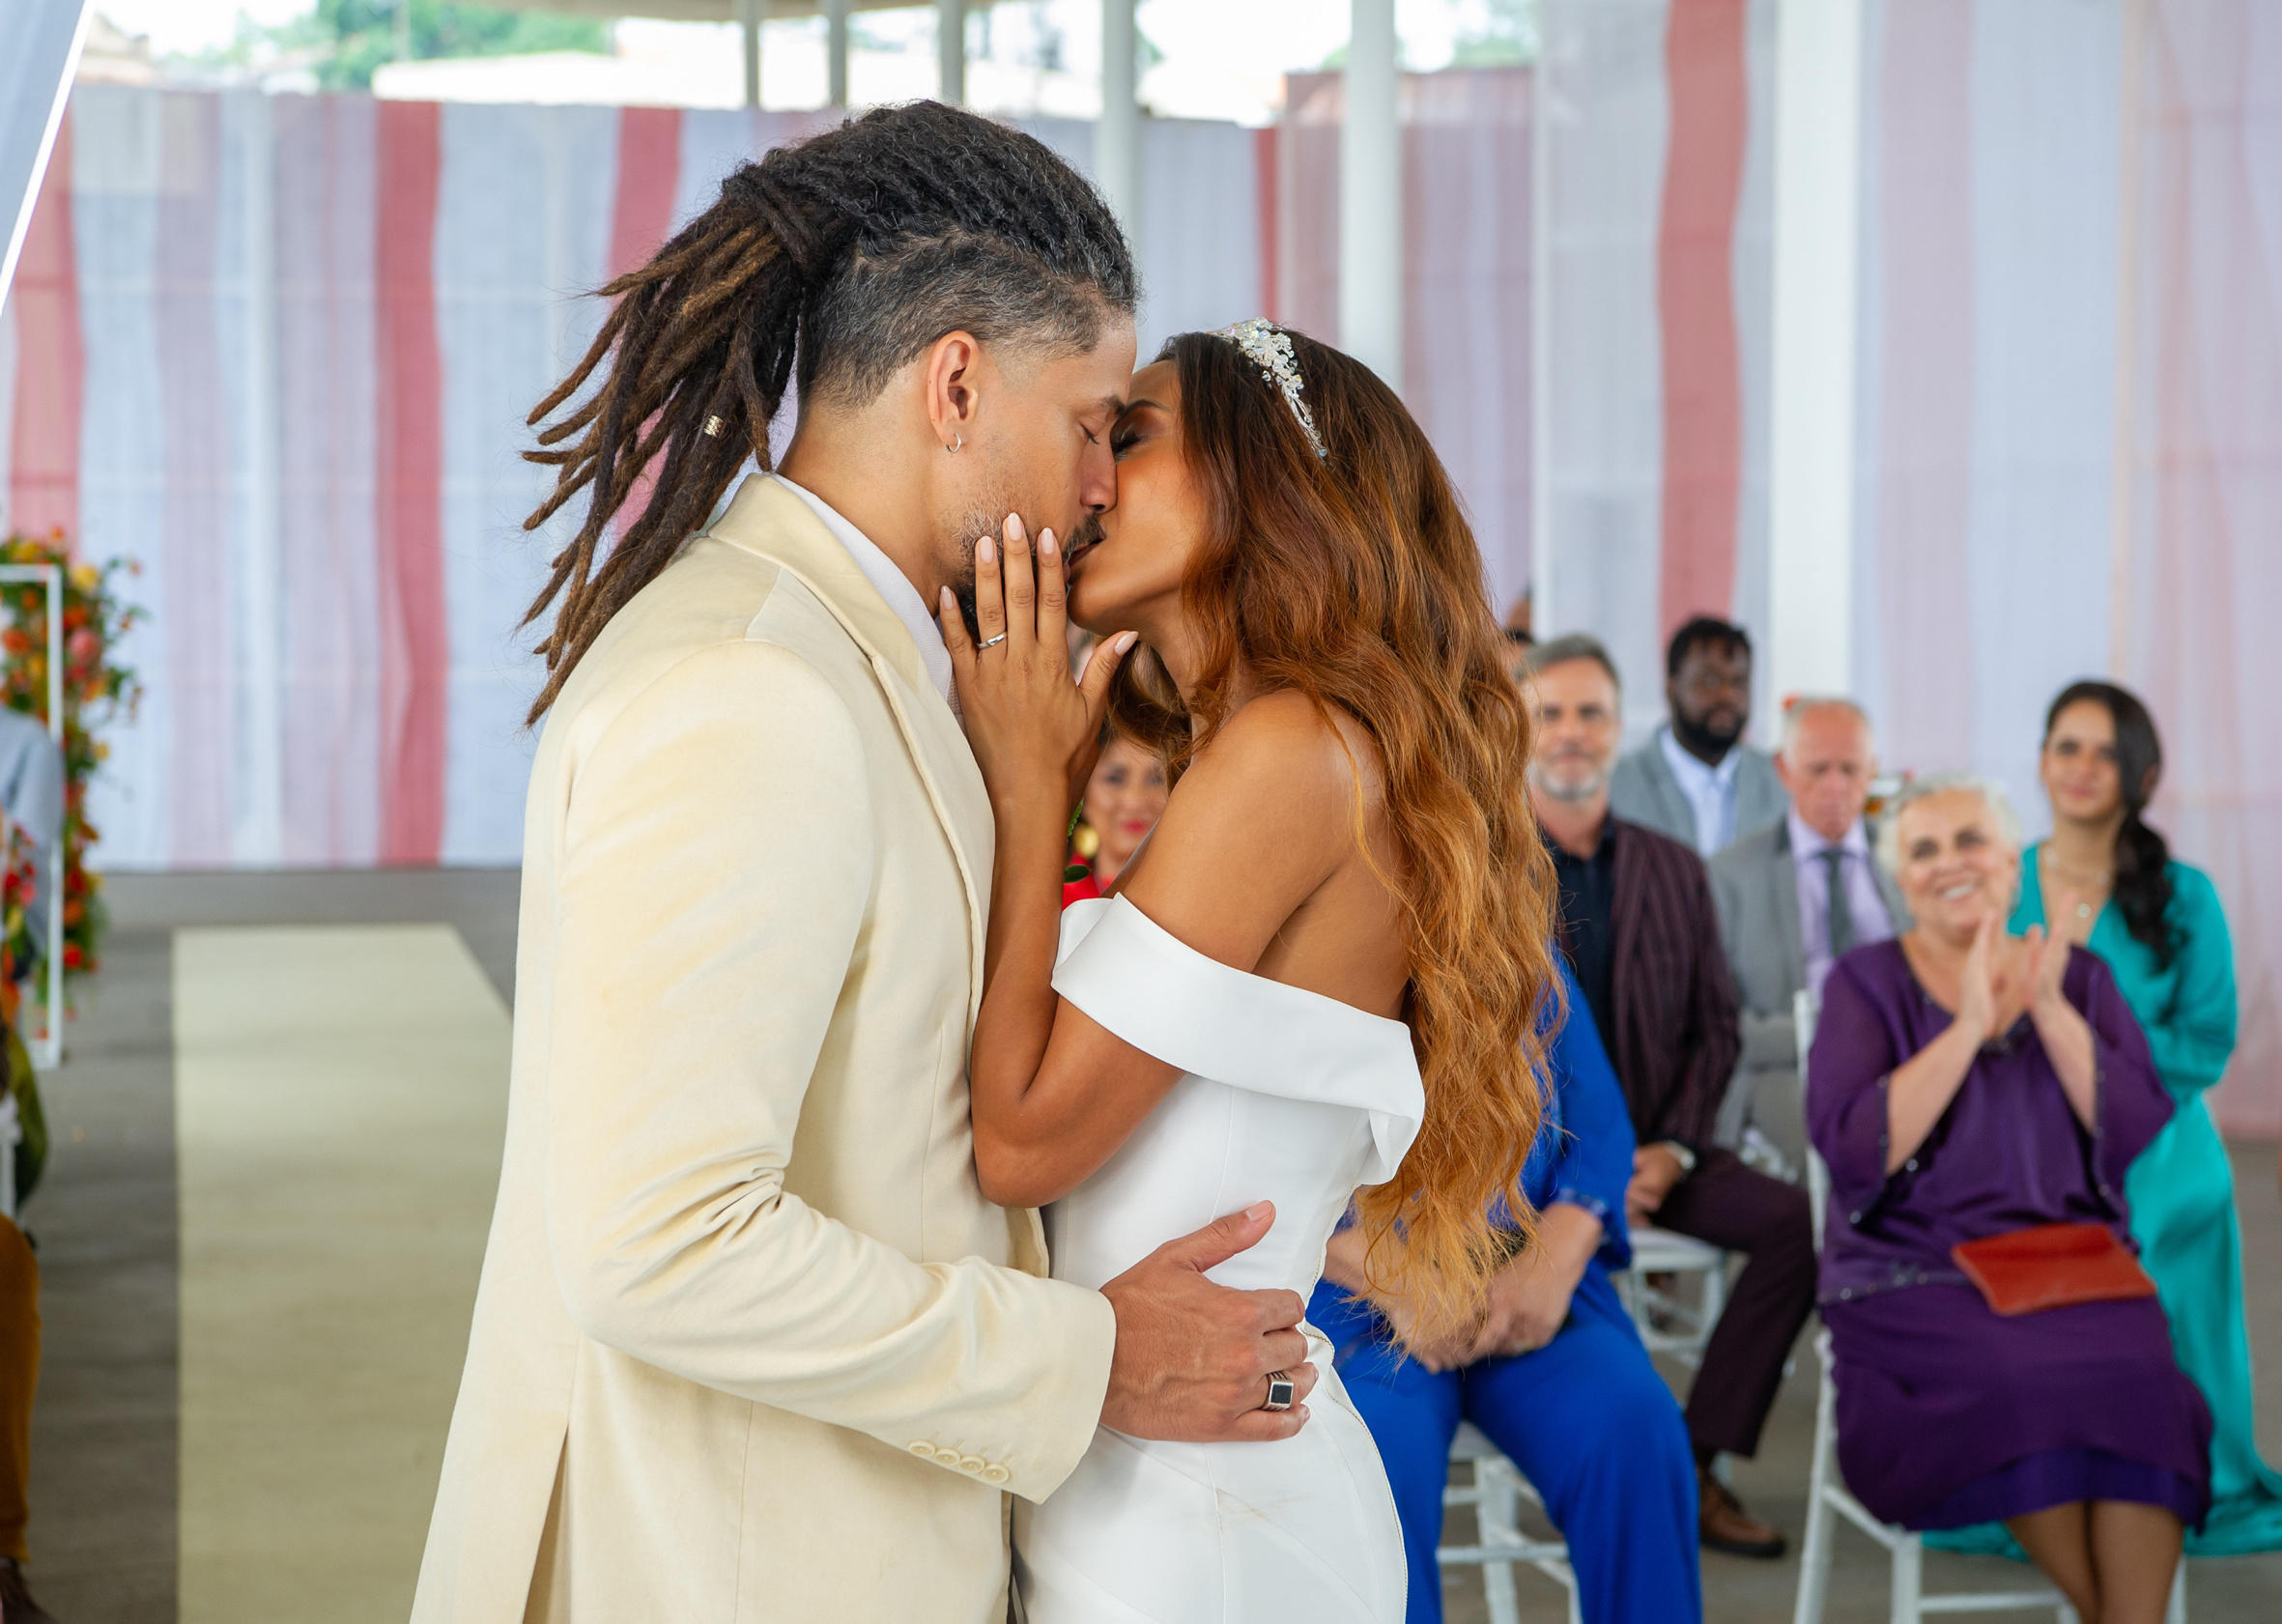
[934,1447,962,1467]
[907,1441,933,1457]
[959,1455,986,1475]
[983,1465,1011,1486]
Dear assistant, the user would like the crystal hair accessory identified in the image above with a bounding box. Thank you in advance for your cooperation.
[1210,318,1327,460]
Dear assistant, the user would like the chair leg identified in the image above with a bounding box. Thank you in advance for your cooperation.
[1482,1558,1521,1624]
[1889,1534,1923,1624]
[1792,1349,1840,1624]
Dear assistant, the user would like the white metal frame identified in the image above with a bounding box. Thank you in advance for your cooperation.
[1439,1421,1580,1624]
[1617,1226,1729,1367]
[0,565,65,1071]
[1791,991,2185,1624]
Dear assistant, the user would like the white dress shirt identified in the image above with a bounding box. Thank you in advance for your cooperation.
[1789,809,1896,1000]
[773,473,954,702]
[1657,725,1743,856]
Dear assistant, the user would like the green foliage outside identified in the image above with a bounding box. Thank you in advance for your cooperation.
[208,2,612,91]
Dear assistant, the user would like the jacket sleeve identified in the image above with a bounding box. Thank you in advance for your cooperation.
[1804,954,1903,1224]
[1708,851,1798,1070]
[1541,962,1638,1269]
[542,640,1114,1504]
[1660,850,1744,1149]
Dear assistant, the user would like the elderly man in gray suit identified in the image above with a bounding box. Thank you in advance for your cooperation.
[1610,616,1786,857]
[1705,698,1907,1168]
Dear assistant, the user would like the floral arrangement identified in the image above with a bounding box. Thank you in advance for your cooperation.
[0,529,145,983]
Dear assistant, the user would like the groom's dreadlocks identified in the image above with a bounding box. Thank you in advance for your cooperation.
[518,100,1138,722]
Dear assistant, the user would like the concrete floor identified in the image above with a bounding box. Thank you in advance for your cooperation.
[17,869,2282,1621]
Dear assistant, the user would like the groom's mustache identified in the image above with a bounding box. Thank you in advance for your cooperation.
[1063,514,1105,564]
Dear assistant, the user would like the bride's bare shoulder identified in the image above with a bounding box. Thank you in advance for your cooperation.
[1184,690,1383,813]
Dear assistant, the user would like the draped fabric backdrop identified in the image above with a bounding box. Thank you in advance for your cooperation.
[0,20,2272,1130]
[1849,0,2282,1134]
[1537,0,1777,731]
[0,93,1277,869]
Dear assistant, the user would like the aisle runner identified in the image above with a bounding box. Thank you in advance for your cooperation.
[175,926,508,1624]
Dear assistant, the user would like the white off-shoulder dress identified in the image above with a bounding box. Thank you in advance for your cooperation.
[1015,896,1424,1623]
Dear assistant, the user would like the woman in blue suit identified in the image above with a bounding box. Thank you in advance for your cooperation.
[1313,960,1701,1624]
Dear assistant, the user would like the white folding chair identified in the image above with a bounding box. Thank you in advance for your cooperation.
[1791,982,2185,1624]
[1437,1422,1580,1624]
[1615,1225,1728,1366]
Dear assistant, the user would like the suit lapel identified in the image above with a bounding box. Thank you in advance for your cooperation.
[1647,741,1696,845]
[706,477,993,1012]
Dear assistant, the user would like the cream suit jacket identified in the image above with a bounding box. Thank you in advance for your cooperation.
[412,477,1118,1623]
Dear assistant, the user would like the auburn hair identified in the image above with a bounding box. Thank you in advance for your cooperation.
[1111,328,1559,1343]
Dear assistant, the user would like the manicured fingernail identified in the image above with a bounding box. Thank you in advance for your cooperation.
[1244,1200,1272,1223]
[978,536,995,564]
[1040,528,1057,556]
[938,586,956,613]
[1114,631,1138,652]
[1006,513,1026,541]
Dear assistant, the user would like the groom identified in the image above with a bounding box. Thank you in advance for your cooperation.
[414,105,1315,1623]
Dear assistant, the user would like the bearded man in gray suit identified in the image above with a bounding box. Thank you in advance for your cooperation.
[1610,617,1786,858]
[1705,698,1908,1167]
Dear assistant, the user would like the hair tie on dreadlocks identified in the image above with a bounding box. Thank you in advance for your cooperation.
[724,161,844,287]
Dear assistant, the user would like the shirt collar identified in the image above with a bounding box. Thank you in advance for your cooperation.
[771,474,953,702]
[1658,724,1741,792]
[1788,807,1870,861]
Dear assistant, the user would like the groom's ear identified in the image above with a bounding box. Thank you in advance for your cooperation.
[923,329,986,452]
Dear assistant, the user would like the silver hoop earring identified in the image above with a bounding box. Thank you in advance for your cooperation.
[945,433,962,454]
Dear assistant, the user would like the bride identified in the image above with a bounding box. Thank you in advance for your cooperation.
[940,320,1559,1621]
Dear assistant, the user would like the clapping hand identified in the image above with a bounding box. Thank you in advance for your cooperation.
[2025,915,2071,1013]
[1956,910,2002,1042]
[940,513,1134,811]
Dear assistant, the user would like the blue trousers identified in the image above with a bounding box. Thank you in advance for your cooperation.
[1314,1266,1701,1624]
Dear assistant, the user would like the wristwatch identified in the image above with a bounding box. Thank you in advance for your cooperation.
[1656,1140,1698,1178]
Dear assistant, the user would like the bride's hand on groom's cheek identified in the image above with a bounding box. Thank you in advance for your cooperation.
[940,513,1134,811]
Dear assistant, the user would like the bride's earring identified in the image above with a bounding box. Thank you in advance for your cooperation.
[1071,822,1100,861]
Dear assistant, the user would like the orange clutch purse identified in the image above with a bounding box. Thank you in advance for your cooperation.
[1950,1223,2157,1317]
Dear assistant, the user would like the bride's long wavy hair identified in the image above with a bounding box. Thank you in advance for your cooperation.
[1109,327,1559,1343]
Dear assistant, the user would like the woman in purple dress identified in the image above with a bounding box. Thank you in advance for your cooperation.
[1808,774,2211,1624]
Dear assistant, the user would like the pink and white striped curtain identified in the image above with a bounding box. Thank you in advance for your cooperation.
[1275,69,1536,617]
[1852,0,2282,1135]
[1535,0,1777,730]
[0,92,1271,869]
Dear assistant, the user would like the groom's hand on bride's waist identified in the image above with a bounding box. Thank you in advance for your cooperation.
[1098,1201,1318,1443]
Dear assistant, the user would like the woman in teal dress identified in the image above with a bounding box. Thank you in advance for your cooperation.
[1933,680,2282,1558]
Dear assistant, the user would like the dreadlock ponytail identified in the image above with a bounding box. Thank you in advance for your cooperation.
[517,101,1138,723]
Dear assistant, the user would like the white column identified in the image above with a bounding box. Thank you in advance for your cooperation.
[1767,0,1864,701]
[1340,0,1402,391]
[938,0,968,105]
[825,0,851,108]
[1098,0,1140,237]
[737,0,762,109]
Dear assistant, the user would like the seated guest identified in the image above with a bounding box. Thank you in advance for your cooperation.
[1315,958,1699,1624]
[1061,732,1169,905]
[1610,616,1784,856]
[1810,774,2211,1623]
[1522,635,1813,1558]
[1936,682,2279,1558]
[1707,698,1908,1166]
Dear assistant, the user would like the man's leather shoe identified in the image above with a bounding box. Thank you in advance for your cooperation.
[0,1555,61,1623]
[1698,1472,1786,1558]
